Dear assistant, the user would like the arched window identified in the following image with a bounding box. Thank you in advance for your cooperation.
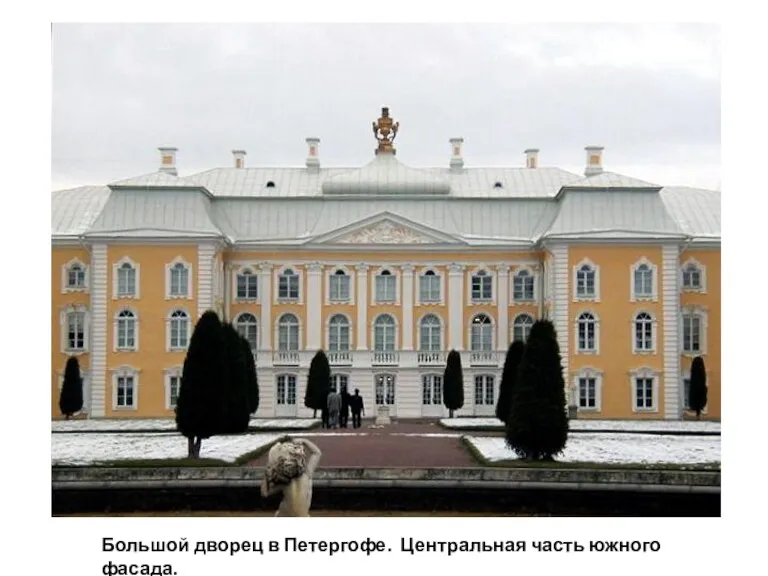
[419,314,442,351]
[575,264,595,298]
[420,270,440,302]
[577,312,597,352]
[117,262,136,296]
[471,314,493,351]
[67,263,86,288]
[512,314,534,343]
[373,314,396,351]
[236,268,258,299]
[682,262,702,289]
[634,312,653,352]
[328,314,350,351]
[329,269,351,301]
[169,262,189,297]
[278,268,299,300]
[278,313,299,350]
[634,263,653,298]
[375,270,396,302]
[235,313,258,350]
[116,309,136,349]
[169,310,189,349]
[471,270,492,301]
[513,269,535,301]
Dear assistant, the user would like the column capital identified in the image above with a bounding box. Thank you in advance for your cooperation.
[258,262,273,273]
[306,261,324,273]
[401,263,415,274]
[497,264,510,274]
[447,262,465,274]
[355,263,369,273]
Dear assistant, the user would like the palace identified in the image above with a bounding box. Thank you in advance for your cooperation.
[51,108,720,421]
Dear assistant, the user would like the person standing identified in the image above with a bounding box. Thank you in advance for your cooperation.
[327,390,341,429]
[339,385,351,428]
[350,388,365,429]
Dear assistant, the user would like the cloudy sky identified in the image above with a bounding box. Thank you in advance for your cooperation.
[51,23,720,191]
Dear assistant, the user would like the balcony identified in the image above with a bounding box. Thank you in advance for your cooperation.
[371,350,399,365]
[327,350,352,365]
[417,350,445,366]
[469,350,499,366]
[272,350,300,366]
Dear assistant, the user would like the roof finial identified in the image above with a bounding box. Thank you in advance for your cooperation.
[372,106,399,156]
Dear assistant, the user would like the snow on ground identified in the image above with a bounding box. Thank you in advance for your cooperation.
[466,434,721,465]
[52,433,283,466]
[441,418,721,433]
[51,418,320,433]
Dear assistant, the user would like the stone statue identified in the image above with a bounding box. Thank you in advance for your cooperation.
[373,106,399,154]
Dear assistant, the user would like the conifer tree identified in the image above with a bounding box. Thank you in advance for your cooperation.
[496,341,525,425]
[220,322,250,434]
[240,336,260,416]
[443,350,465,418]
[689,356,708,420]
[305,350,331,417]
[59,356,83,419]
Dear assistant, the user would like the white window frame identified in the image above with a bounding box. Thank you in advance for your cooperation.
[235,312,259,351]
[418,267,445,305]
[630,258,658,302]
[372,313,398,351]
[511,313,535,343]
[572,258,600,302]
[111,366,139,411]
[164,366,183,410]
[512,266,537,303]
[60,304,90,354]
[233,266,260,302]
[327,313,353,351]
[629,367,660,413]
[276,313,302,351]
[61,258,89,293]
[418,312,444,352]
[372,267,401,305]
[474,374,496,406]
[374,373,396,405]
[276,373,298,406]
[573,367,603,412]
[680,258,707,293]
[329,373,349,394]
[632,310,657,355]
[112,256,140,299]
[468,266,495,304]
[166,308,191,352]
[469,312,495,352]
[681,306,708,356]
[574,310,600,355]
[275,265,303,304]
[326,266,355,305]
[421,373,443,405]
[165,257,193,300]
[113,308,139,352]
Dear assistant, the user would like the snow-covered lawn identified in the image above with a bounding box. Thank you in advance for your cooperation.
[441,418,721,434]
[466,434,721,465]
[51,418,320,433]
[52,433,283,466]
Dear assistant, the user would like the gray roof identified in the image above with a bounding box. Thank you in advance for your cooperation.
[561,171,661,191]
[109,171,194,189]
[660,186,721,240]
[52,186,112,238]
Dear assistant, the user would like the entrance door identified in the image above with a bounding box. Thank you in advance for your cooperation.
[473,374,496,416]
[275,374,298,417]
[330,374,348,395]
[421,374,447,418]
[374,374,396,417]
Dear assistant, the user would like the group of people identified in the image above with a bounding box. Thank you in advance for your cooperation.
[322,386,365,429]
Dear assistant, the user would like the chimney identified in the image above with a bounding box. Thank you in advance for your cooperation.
[524,148,539,169]
[232,149,246,169]
[306,137,320,170]
[158,147,178,176]
[449,137,464,171]
[584,146,604,176]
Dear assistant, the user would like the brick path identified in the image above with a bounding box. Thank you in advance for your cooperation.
[246,420,480,468]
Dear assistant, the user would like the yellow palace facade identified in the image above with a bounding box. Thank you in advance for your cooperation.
[51,109,720,421]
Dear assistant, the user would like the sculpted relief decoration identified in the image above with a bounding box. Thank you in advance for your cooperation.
[336,221,433,245]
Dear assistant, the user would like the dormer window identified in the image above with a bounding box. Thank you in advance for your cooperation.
[266,181,276,188]
[493,181,503,189]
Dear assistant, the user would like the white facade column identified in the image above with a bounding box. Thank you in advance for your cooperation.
[356,264,368,349]
[551,245,569,381]
[306,262,323,351]
[496,264,510,351]
[662,244,682,419]
[401,264,414,350]
[448,263,465,350]
[259,263,273,351]
[89,243,108,417]
[197,243,216,319]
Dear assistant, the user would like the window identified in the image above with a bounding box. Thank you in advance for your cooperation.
[634,312,654,353]
[471,314,493,351]
[373,314,396,351]
[169,310,189,350]
[577,312,597,353]
[578,377,597,409]
[574,262,597,299]
[375,270,396,302]
[420,270,441,302]
[278,313,300,351]
[471,270,492,301]
[328,314,350,351]
[67,310,86,351]
[330,374,348,395]
[474,375,495,405]
[682,313,702,353]
[634,377,655,410]
[168,261,190,297]
[113,370,138,409]
[631,259,657,301]
[513,269,535,301]
[329,270,351,301]
[683,377,691,410]
[235,313,258,350]
[116,309,137,350]
[419,314,442,351]
[276,375,297,405]
[67,263,86,289]
[375,374,395,405]
[167,373,181,409]
[422,374,443,405]
[117,261,137,297]
[512,313,534,343]
[682,263,702,290]
[236,268,258,300]
[278,268,299,300]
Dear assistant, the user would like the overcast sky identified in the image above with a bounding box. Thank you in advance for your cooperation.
[51,23,720,191]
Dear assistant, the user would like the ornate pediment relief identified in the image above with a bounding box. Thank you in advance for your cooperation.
[335,220,435,244]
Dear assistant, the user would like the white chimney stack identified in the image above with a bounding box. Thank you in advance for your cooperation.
[158,147,178,176]
[450,137,464,170]
[524,148,539,169]
[584,146,604,176]
[306,137,320,170]
[232,149,246,169]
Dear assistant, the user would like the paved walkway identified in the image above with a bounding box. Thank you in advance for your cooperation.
[246,420,480,468]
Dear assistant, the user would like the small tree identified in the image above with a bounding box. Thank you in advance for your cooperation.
[59,356,83,419]
[443,349,465,418]
[496,341,525,425]
[689,356,708,420]
[505,319,568,460]
[219,322,250,434]
[176,310,229,458]
[240,336,259,416]
[305,351,331,417]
